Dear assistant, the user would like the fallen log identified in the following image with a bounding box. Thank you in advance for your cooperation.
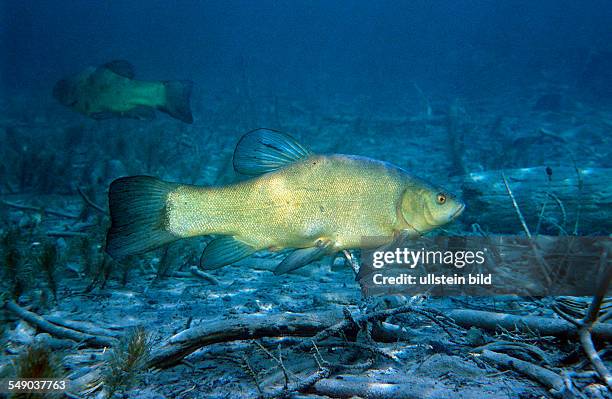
[147,312,340,369]
[44,315,122,338]
[447,309,612,339]
[4,301,118,348]
[478,350,566,397]
[451,166,612,234]
[1,199,79,219]
[311,374,457,399]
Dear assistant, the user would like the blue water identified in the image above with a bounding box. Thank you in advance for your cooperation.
[4,0,612,99]
[1,2,611,398]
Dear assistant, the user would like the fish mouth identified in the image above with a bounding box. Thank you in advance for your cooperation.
[450,203,465,221]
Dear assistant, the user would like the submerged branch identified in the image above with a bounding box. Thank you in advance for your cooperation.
[1,199,79,219]
[77,186,107,214]
[448,309,612,339]
[4,300,118,348]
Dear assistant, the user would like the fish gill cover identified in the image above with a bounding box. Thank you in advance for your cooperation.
[0,1,611,398]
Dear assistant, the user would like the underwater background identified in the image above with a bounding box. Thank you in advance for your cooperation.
[1,1,611,398]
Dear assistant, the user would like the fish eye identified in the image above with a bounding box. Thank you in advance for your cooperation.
[436,193,447,205]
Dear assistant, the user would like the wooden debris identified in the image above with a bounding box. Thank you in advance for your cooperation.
[4,300,118,348]
[448,309,612,339]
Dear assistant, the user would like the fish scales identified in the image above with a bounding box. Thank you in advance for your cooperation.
[167,155,407,250]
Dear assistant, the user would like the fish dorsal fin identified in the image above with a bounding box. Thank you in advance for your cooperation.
[233,128,312,176]
[103,60,135,79]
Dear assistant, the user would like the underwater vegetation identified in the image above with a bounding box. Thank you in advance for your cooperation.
[1,3,611,398]
[0,343,65,399]
[1,82,610,397]
[103,326,153,398]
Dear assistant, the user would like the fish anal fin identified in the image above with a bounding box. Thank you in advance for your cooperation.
[103,60,135,79]
[233,128,312,176]
[200,236,256,270]
[273,239,333,275]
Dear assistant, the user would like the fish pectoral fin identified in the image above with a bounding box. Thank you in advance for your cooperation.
[200,236,257,270]
[233,128,312,176]
[273,240,333,275]
[122,106,156,120]
[103,60,135,79]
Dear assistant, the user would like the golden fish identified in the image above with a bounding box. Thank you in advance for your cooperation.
[106,129,464,274]
[53,60,193,123]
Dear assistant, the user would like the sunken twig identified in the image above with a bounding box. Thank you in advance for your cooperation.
[4,300,118,348]
[448,309,612,339]
[1,199,79,219]
[148,312,339,369]
[77,186,107,214]
[477,350,567,396]
[552,246,612,390]
[262,367,330,399]
[501,172,531,238]
[189,266,220,285]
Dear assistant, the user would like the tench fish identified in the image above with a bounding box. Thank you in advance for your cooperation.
[53,60,193,123]
[106,129,465,274]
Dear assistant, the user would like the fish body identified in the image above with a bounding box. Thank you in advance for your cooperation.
[106,129,464,274]
[53,60,193,123]
[168,155,413,249]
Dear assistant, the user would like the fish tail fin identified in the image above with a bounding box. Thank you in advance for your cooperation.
[106,176,180,259]
[160,80,193,124]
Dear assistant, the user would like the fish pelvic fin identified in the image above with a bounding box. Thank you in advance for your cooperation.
[106,176,180,259]
[159,80,194,123]
[200,236,257,270]
[273,240,333,275]
[233,128,312,176]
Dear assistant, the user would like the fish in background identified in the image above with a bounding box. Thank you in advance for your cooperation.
[53,60,193,123]
[105,129,464,274]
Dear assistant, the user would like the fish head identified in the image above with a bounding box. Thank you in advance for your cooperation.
[400,183,465,234]
[52,78,78,106]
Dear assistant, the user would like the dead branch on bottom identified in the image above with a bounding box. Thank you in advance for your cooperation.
[147,302,612,371]
[477,350,568,397]
[448,309,612,339]
[263,367,330,399]
[4,300,118,348]
[147,312,340,369]
[311,374,457,398]
[552,246,612,390]
[1,199,79,219]
[77,186,107,214]
[189,266,220,285]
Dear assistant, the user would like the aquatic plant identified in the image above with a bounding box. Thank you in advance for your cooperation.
[78,236,118,292]
[84,254,115,292]
[0,228,30,300]
[154,245,174,281]
[103,326,153,398]
[36,241,59,303]
[10,344,64,399]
